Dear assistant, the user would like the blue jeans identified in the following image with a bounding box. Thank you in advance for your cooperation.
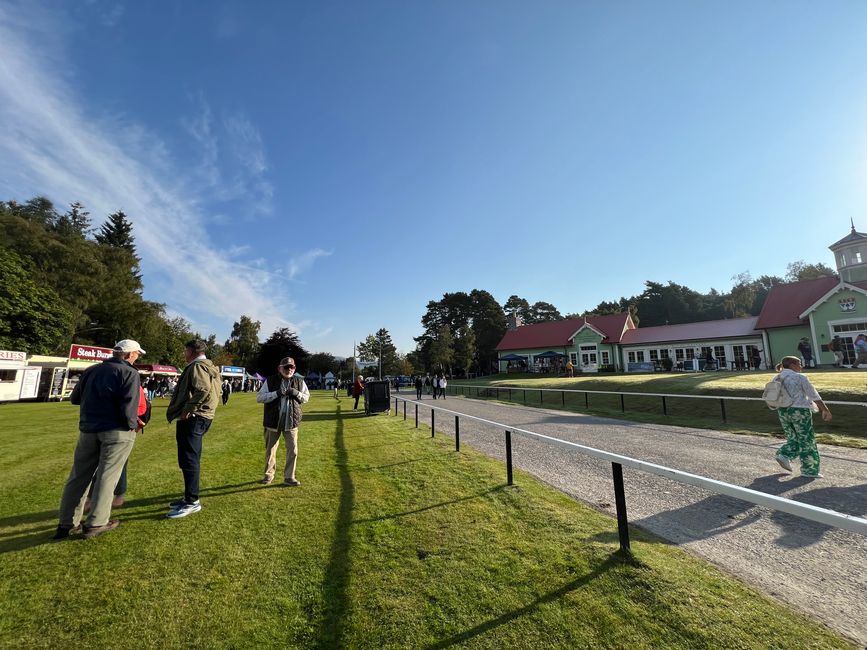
[176,416,212,503]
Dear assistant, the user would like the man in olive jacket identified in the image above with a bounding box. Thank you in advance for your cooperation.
[165,339,221,518]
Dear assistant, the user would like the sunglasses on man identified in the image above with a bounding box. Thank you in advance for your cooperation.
[282,364,295,370]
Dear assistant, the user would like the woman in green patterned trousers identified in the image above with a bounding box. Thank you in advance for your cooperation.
[773,356,832,478]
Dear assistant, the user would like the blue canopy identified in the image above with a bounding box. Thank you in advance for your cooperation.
[534,350,566,359]
[306,371,321,379]
[500,353,528,361]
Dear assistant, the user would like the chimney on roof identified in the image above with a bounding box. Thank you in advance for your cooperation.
[507,312,523,330]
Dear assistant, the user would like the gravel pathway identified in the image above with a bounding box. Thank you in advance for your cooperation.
[397,394,867,645]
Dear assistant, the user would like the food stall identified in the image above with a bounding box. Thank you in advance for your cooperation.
[26,355,69,401]
[63,344,113,399]
[218,365,243,389]
[135,364,180,377]
[0,350,41,403]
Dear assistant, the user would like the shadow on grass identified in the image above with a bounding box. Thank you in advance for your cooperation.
[0,481,268,553]
[352,485,507,524]
[425,554,621,649]
[315,402,354,649]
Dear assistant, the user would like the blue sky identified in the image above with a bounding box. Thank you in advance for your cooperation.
[3,1,867,356]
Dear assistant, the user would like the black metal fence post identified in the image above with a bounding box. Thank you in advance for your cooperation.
[403,401,406,420]
[661,396,667,416]
[585,392,589,409]
[540,389,543,404]
[431,409,435,437]
[523,389,527,404]
[394,397,398,414]
[719,398,727,423]
[455,415,460,451]
[509,388,512,401]
[612,462,630,552]
[415,404,418,428]
[561,390,565,407]
[505,430,513,485]
[620,394,625,413]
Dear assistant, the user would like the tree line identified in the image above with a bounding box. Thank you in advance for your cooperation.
[404,261,836,377]
[0,196,318,376]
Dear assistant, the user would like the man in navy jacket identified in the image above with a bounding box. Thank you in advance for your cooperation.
[53,340,143,540]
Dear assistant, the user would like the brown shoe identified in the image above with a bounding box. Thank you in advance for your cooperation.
[83,520,120,539]
[283,479,301,487]
[51,524,82,541]
[112,495,125,508]
[260,477,273,485]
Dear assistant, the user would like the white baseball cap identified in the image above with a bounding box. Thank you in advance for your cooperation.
[114,339,146,354]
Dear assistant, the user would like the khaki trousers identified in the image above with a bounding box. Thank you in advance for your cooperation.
[58,428,136,528]
[263,427,298,481]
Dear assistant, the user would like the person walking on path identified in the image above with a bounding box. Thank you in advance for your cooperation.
[53,339,144,540]
[165,339,221,519]
[797,337,813,369]
[431,374,439,400]
[566,360,574,377]
[439,374,448,399]
[424,374,431,395]
[256,357,310,486]
[415,375,423,400]
[829,335,844,367]
[853,334,867,369]
[221,379,232,406]
[352,374,365,411]
[772,355,832,478]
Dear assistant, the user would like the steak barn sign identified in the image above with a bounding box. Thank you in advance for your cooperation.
[69,344,114,362]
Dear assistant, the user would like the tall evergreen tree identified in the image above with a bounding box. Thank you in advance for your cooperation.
[95,210,136,253]
[55,202,91,238]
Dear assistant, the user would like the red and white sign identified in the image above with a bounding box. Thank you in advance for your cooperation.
[0,350,27,363]
[69,344,114,362]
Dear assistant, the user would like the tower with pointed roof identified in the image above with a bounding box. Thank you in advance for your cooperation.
[829,220,867,283]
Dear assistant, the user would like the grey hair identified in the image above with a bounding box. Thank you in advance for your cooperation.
[112,350,133,360]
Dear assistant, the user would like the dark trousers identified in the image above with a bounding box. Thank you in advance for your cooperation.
[354,395,361,409]
[176,416,212,503]
[416,387,422,400]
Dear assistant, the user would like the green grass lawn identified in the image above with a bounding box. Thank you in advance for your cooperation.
[0,393,853,649]
[449,371,867,448]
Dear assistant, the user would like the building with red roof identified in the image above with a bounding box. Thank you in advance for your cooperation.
[495,225,867,372]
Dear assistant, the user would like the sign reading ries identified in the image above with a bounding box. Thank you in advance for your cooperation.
[69,344,114,362]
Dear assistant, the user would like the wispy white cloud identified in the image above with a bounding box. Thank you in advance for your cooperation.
[0,3,290,338]
[288,248,333,281]
[100,3,124,27]
[181,97,273,215]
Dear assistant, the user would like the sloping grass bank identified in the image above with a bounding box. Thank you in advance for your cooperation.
[450,372,867,447]
[0,394,853,648]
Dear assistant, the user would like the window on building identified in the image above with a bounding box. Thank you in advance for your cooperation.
[713,345,726,365]
[856,251,863,264]
[0,370,17,383]
[627,351,645,363]
[685,349,696,360]
[601,351,610,365]
[834,322,867,332]
[659,349,670,360]
[648,349,659,361]
[569,352,577,365]
[675,348,685,361]
[701,346,712,359]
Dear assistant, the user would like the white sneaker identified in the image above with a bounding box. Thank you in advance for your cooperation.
[775,454,792,472]
[166,501,202,519]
